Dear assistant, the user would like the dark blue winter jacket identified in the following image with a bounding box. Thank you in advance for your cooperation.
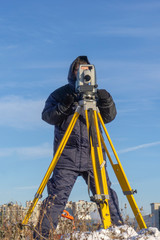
[42,57,117,171]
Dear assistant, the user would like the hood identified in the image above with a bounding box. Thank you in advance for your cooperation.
[68,56,90,87]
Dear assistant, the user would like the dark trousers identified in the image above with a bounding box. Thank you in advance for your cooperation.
[34,167,123,238]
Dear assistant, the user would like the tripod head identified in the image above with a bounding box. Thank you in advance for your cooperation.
[75,64,98,101]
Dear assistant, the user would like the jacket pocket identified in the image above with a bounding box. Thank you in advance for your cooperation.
[54,132,78,151]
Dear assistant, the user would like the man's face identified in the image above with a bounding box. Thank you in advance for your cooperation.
[73,64,79,79]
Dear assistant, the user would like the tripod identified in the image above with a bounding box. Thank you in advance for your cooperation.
[22,98,147,229]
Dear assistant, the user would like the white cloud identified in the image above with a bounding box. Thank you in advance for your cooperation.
[95,60,160,72]
[20,60,68,69]
[96,60,160,95]
[107,27,160,37]
[78,26,160,38]
[115,2,160,11]
[0,143,52,160]
[14,185,38,190]
[0,96,45,129]
[118,141,160,154]
[0,140,159,161]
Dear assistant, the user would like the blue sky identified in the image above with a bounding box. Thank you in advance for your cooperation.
[0,0,160,219]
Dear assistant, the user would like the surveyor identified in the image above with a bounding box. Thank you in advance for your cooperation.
[34,56,123,239]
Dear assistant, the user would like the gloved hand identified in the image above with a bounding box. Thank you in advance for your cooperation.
[63,94,74,107]
[96,89,117,123]
[58,93,74,115]
[97,89,110,105]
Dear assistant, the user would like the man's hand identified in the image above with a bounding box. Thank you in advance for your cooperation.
[97,89,110,105]
[63,94,74,107]
[96,89,117,123]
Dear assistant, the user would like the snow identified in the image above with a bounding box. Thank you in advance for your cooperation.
[62,225,160,240]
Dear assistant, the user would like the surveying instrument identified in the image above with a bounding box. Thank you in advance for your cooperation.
[22,64,147,229]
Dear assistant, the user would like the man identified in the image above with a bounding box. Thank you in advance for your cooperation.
[34,56,123,239]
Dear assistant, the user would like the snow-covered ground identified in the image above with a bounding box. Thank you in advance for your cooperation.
[63,225,160,240]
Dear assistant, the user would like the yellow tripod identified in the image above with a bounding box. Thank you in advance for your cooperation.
[22,98,147,229]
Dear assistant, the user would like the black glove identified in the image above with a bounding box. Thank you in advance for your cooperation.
[97,89,110,105]
[58,93,74,115]
[63,94,74,107]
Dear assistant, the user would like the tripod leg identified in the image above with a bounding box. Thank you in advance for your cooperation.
[22,110,80,225]
[97,112,147,229]
[85,109,111,229]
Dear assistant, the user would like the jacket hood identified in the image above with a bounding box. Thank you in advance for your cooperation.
[68,56,90,87]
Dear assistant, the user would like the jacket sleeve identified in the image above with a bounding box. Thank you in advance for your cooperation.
[42,87,72,126]
[97,89,117,124]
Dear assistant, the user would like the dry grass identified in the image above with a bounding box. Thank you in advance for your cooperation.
[0,201,147,239]
[0,201,101,240]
